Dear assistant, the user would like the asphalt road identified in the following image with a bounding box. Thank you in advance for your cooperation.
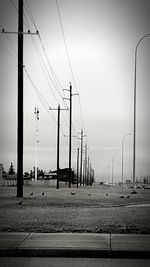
[0,257,150,267]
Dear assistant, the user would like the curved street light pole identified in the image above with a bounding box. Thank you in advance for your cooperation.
[122,133,132,185]
[133,34,150,191]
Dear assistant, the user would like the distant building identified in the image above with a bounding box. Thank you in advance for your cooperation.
[143,176,150,184]
[126,179,131,184]
[50,168,75,183]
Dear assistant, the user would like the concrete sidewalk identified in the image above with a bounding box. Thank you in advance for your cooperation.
[0,232,150,258]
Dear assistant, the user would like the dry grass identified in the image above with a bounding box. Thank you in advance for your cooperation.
[0,184,150,233]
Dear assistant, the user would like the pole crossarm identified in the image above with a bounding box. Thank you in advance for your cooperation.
[50,107,68,111]
[63,88,70,92]
[72,93,79,96]
[62,97,70,101]
[1,29,39,35]
[64,135,77,138]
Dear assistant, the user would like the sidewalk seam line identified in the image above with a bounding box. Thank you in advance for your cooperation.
[16,232,31,249]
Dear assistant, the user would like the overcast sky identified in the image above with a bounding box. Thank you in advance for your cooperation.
[0,0,150,182]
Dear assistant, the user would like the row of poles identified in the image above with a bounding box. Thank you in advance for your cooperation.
[35,103,94,190]
[2,1,149,196]
[1,0,94,196]
[49,82,94,189]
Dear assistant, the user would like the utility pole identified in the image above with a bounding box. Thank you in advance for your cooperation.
[69,82,72,188]
[84,144,87,185]
[1,0,38,197]
[34,107,39,182]
[76,147,79,188]
[90,163,92,185]
[87,156,90,186]
[57,105,60,189]
[50,105,68,189]
[17,0,23,197]
[78,130,87,186]
[79,129,83,186]
[63,82,78,188]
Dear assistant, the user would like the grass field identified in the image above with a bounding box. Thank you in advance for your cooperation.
[0,184,150,233]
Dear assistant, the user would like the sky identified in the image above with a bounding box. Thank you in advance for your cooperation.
[0,0,150,183]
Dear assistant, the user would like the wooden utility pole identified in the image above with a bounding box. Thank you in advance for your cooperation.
[57,105,60,189]
[79,129,83,186]
[87,156,90,186]
[84,144,87,185]
[63,82,78,188]
[1,0,38,197]
[17,0,23,197]
[76,147,79,188]
[34,107,39,182]
[69,82,72,188]
[50,105,68,189]
[78,129,87,186]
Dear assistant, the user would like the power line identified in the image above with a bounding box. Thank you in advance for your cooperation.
[7,0,81,149]
[9,0,29,30]
[55,0,86,134]
[24,68,57,123]
[25,68,68,139]
[9,0,18,13]
[24,0,38,31]
[0,42,16,61]
[24,0,81,147]
[21,1,72,141]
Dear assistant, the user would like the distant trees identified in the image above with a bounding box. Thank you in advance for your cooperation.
[8,163,15,175]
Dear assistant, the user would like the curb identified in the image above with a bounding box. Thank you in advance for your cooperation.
[0,248,150,258]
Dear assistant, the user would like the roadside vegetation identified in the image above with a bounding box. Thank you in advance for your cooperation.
[0,184,150,233]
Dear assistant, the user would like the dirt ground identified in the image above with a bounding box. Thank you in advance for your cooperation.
[0,184,150,233]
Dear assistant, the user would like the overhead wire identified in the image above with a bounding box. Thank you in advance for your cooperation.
[23,0,74,137]
[1,4,68,140]
[24,0,63,98]
[24,68,57,123]
[55,0,86,135]
[9,0,29,30]
[0,41,16,61]
[25,69,68,137]
[8,0,80,148]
